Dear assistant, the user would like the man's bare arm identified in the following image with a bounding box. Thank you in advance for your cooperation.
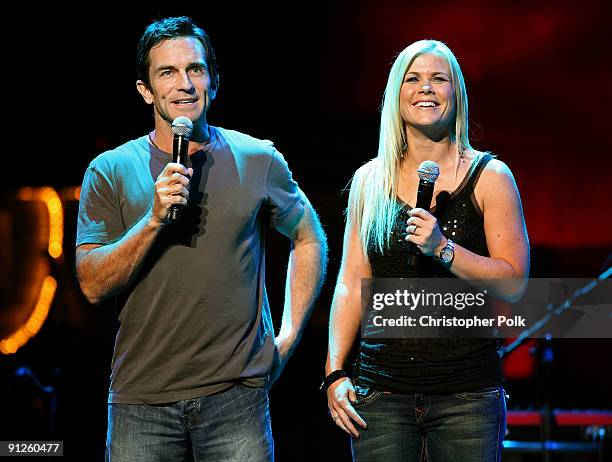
[270,194,328,382]
[76,163,192,304]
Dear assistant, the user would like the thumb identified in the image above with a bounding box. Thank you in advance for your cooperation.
[348,387,357,403]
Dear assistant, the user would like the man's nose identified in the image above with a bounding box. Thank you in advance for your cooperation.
[176,71,195,92]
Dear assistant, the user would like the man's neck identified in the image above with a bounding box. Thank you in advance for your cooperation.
[151,121,212,155]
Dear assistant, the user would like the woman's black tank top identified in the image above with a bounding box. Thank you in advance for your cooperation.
[355,153,503,393]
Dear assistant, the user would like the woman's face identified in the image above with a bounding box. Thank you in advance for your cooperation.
[399,53,456,137]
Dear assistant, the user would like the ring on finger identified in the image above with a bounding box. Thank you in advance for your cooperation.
[408,224,417,234]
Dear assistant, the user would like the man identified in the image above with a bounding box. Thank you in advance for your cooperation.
[75,16,327,461]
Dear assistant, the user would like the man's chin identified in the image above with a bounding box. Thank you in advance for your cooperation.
[161,114,197,127]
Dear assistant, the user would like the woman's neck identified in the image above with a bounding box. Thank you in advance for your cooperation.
[402,128,457,170]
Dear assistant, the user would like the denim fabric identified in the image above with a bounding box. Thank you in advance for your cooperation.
[351,386,506,462]
[106,384,273,461]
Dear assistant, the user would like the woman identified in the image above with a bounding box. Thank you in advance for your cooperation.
[323,40,529,461]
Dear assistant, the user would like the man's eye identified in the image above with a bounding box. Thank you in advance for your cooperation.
[160,70,173,77]
[190,67,205,76]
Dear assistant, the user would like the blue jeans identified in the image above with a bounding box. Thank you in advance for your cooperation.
[106,384,273,461]
[351,386,506,462]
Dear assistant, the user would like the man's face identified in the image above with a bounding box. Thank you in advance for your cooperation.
[137,36,217,127]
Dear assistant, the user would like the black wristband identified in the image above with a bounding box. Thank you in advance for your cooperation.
[319,369,349,391]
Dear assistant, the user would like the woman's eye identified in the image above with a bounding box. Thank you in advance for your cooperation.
[404,76,418,83]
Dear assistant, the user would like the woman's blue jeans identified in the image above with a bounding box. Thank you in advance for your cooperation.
[351,385,506,462]
[106,384,273,461]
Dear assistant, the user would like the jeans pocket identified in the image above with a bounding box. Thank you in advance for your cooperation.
[353,385,385,408]
[452,386,501,401]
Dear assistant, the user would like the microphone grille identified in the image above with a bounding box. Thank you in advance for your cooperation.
[171,117,193,138]
[417,161,440,183]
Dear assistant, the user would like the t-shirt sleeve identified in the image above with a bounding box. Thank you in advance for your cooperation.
[265,148,305,230]
[76,160,124,246]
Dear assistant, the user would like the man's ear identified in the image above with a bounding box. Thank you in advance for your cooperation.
[209,75,220,101]
[136,80,154,105]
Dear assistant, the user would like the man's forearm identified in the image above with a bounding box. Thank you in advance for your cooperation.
[77,209,163,304]
[277,237,328,356]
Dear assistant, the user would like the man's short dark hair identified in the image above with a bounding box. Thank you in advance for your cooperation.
[137,16,218,89]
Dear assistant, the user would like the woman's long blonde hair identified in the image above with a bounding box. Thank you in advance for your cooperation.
[349,39,472,254]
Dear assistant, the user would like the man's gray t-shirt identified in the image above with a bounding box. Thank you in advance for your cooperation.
[76,127,305,404]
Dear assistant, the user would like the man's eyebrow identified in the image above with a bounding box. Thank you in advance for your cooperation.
[186,62,207,70]
[154,62,207,72]
[154,65,176,73]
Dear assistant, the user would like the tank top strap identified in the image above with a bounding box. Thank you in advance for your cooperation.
[464,152,493,193]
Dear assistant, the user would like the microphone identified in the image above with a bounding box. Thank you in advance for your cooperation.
[169,116,193,222]
[415,160,440,211]
[408,160,440,266]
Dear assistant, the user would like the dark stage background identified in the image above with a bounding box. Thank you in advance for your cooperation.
[2,1,611,460]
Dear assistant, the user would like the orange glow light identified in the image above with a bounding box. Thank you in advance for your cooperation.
[18,187,64,259]
[0,276,57,354]
[1,187,64,354]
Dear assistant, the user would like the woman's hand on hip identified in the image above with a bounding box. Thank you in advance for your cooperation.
[327,378,367,438]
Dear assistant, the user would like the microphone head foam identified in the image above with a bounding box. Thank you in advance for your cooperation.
[171,117,193,138]
[417,160,440,183]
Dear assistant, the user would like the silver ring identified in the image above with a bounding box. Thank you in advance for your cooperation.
[333,415,340,421]
[408,225,417,234]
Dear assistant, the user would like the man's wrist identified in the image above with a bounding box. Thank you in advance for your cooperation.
[145,208,166,230]
[275,333,296,355]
